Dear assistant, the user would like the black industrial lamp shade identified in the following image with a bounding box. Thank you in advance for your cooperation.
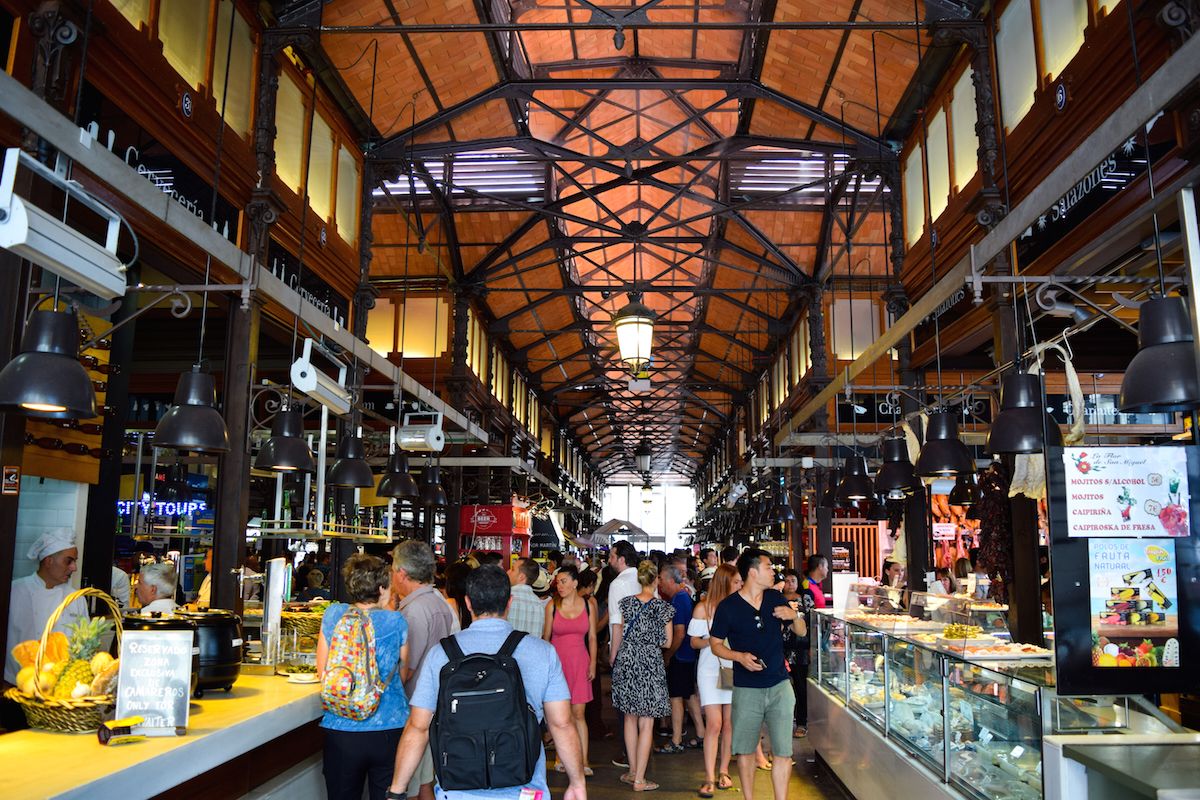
[948,473,978,506]
[255,408,315,472]
[875,436,916,497]
[819,468,842,508]
[327,435,374,488]
[915,411,973,477]
[837,455,874,502]
[377,451,419,499]
[154,366,230,453]
[1119,296,1200,413]
[0,308,97,419]
[419,464,448,507]
[987,373,1063,454]
[771,489,796,524]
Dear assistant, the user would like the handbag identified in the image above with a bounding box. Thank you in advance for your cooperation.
[706,612,735,690]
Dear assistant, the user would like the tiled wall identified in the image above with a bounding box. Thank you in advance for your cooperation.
[13,476,89,583]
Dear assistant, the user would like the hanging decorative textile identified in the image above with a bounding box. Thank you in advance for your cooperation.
[1009,342,1084,499]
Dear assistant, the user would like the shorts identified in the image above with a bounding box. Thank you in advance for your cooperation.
[406,743,435,796]
[730,680,795,758]
[667,657,698,699]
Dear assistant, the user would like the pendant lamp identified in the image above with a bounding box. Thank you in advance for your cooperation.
[0,308,96,419]
[819,468,842,508]
[771,478,796,523]
[947,473,978,506]
[1118,295,1200,413]
[327,434,374,488]
[419,464,448,507]
[255,407,315,472]
[915,411,973,477]
[613,296,656,374]
[836,455,874,502]
[154,365,230,453]
[377,451,419,499]
[987,373,1062,454]
[875,436,917,498]
[635,440,652,473]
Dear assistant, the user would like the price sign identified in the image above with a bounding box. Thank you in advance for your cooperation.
[115,630,193,735]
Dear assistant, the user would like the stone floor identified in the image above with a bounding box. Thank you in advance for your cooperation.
[545,713,850,800]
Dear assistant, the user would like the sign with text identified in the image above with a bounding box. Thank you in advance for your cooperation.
[459,504,533,536]
[116,630,193,735]
[1061,447,1190,537]
[1087,538,1180,668]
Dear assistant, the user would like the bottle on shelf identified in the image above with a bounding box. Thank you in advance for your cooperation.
[282,489,292,526]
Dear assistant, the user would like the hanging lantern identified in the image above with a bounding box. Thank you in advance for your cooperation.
[1119,296,1200,413]
[635,440,652,473]
[613,295,655,374]
[915,411,973,477]
[987,373,1062,454]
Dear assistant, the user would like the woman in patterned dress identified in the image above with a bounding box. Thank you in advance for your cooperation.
[611,560,675,792]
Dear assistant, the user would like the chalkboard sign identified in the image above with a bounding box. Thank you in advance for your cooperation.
[115,630,193,735]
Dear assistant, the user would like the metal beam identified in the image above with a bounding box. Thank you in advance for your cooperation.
[773,29,1200,444]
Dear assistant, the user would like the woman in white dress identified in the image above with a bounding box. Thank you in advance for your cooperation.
[687,563,742,797]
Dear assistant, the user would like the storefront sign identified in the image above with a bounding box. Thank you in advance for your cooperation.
[115,630,193,735]
[117,493,208,518]
[1086,538,1180,668]
[267,241,350,327]
[459,504,533,536]
[80,82,240,244]
[1047,393,1172,427]
[932,523,958,541]
[1061,446,1190,537]
[830,542,855,573]
[1,465,18,495]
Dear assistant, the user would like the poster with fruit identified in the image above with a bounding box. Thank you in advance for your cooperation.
[1062,446,1190,537]
[1087,538,1180,668]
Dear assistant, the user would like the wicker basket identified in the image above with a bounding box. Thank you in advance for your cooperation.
[4,588,122,733]
[280,611,322,638]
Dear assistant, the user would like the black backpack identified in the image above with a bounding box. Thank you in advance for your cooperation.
[429,630,543,790]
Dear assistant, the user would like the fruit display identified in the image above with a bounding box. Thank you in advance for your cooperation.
[50,617,114,699]
[1090,633,1173,667]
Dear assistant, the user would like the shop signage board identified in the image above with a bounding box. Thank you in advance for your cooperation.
[115,630,193,735]
[266,240,351,328]
[1046,445,1200,696]
[2,465,17,495]
[830,542,855,572]
[1060,446,1190,537]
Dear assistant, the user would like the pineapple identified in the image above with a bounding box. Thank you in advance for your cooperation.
[51,617,112,698]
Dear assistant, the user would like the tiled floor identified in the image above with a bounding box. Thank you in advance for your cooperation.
[545,713,850,800]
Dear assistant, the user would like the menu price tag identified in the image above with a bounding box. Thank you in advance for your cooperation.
[1010,745,1025,759]
[978,726,994,744]
[115,630,193,736]
[958,699,974,726]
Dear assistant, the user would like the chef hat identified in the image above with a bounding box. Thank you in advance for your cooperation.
[27,528,78,562]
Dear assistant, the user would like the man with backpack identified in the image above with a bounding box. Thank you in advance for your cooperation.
[386,565,587,800]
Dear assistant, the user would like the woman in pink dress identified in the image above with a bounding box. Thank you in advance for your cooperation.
[543,564,597,775]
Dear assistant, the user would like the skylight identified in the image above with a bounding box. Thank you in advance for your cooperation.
[373,148,545,204]
[730,151,886,206]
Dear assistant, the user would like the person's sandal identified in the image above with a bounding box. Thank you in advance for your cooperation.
[756,758,772,771]
[699,780,716,798]
[717,773,736,791]
[655,741,685,754]
[620,773,637,784]
[793,725,808,738]
[685,736,702,749]
[634,780,660,792]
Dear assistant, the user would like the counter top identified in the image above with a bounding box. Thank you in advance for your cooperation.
[1058,738,1200,798]
[0,674,321,800]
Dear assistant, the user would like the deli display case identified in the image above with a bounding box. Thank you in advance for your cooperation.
[809,600,1162,800]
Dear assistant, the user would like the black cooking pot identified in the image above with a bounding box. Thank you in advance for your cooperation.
[121,613,200,695]
[175,610,243,697]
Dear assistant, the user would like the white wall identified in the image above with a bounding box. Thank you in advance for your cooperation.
[13,476,89,584]
[602,483,697,552]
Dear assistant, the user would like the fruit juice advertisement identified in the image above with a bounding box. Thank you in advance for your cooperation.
[1087,538,1180,668]
[1062,446,1190,537]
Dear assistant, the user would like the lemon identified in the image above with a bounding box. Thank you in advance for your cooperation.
[1097,653,1117,667]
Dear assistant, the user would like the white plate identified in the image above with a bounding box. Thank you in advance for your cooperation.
[286,674,319,684]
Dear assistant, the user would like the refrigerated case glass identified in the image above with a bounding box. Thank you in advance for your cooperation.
[886,635,945,772]
[846,623,887,730]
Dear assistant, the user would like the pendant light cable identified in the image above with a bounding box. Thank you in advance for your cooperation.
[1123,2,1166,293]
[286,78,319,405]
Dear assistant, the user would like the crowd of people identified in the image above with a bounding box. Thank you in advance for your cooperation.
[306,540,830,800]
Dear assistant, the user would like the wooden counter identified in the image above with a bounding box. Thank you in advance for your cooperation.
[0,674,322,800]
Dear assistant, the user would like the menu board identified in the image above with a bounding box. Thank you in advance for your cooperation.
[830,542,855,573]
[115,630,193,735]
[1087,538,1180,668]
[1061,446,1190,537]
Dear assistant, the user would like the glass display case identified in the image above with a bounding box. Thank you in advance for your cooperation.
[810,609,1127,800]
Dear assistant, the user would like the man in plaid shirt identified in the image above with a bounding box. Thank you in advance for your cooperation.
[506,556,548,637]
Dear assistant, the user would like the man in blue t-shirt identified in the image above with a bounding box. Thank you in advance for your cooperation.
[386,566,586,800]
[657,560,704,753]
[709,548,807,800]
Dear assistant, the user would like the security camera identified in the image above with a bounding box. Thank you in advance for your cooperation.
[0,148,127,300]
[290,338,351,415]
[397,410,445,452]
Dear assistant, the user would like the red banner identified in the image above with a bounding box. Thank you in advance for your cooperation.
[460,504,532,536]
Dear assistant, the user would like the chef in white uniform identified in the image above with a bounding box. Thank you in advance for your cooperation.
[4,529,89,684]
[135,562,178,615]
